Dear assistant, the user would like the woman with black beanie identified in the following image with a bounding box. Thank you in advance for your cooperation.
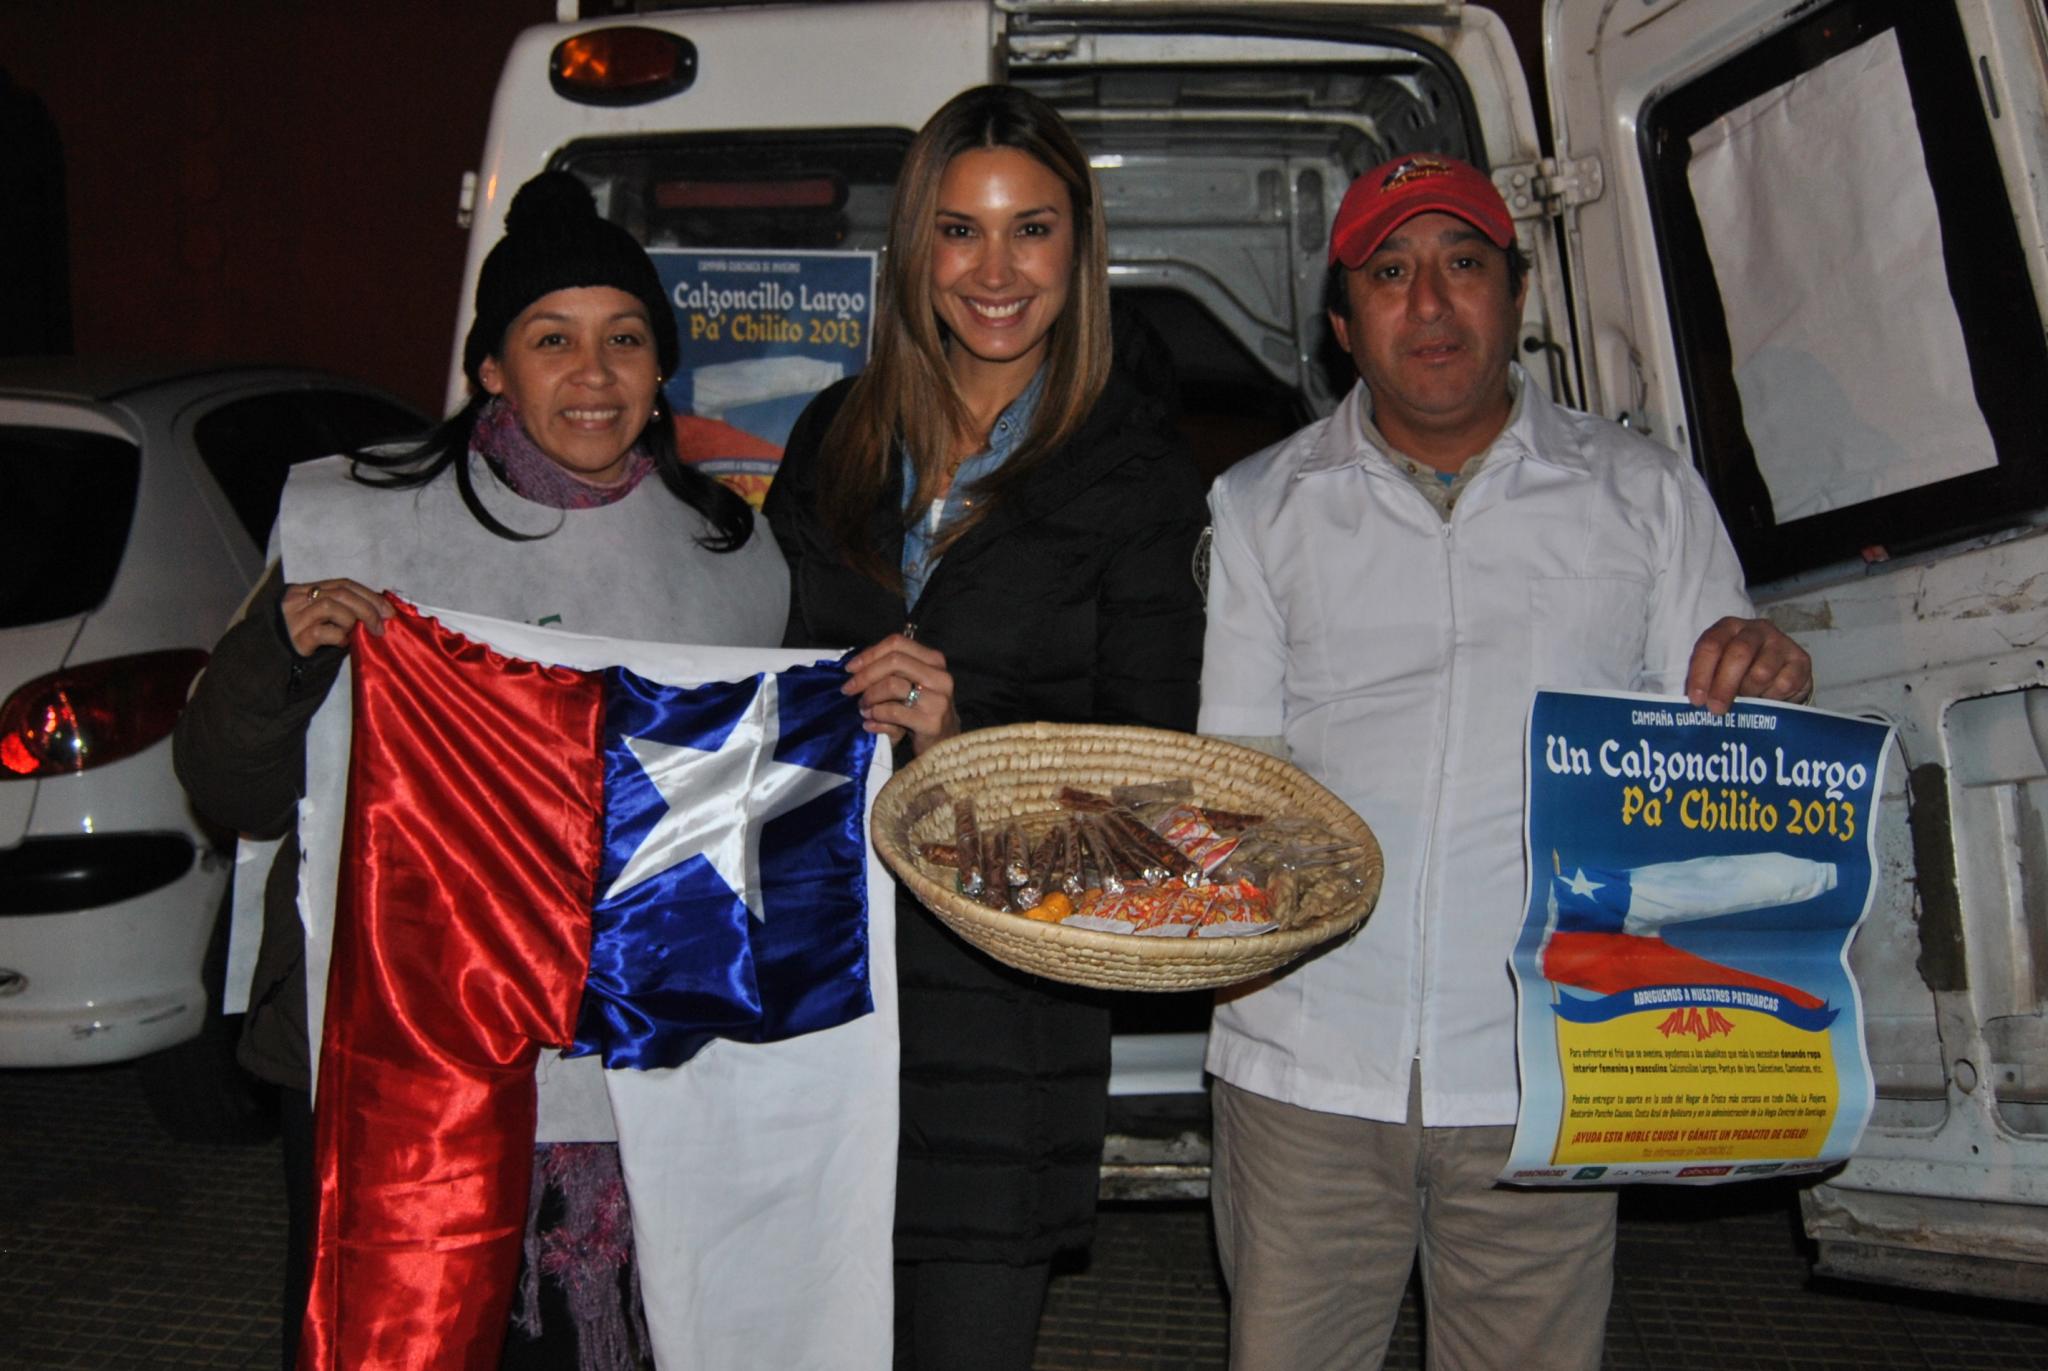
[174,171,785,1370]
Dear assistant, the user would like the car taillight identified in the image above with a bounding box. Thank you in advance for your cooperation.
[550,27,697,107]
[0,649,208,778]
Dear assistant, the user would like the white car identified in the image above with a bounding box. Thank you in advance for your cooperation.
[0,360,425,1139]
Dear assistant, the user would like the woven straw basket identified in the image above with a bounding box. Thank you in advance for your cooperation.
[870,723,1383,991]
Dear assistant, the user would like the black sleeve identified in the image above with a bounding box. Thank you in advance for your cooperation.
[1093,449,1207,733]
[172,567,347,838]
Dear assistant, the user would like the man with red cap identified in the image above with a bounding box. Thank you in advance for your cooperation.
[1198,153,1811,1369]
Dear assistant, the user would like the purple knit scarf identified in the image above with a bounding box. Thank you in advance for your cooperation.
[515,1141,652,1370]
[474,395,656,508]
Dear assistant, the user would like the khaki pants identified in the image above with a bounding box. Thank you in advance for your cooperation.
[1211,1072,1616,1371]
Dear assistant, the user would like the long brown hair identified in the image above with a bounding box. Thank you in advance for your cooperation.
[816,84,1113,590]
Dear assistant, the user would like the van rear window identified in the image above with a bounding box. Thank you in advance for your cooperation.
[0,428,140,627]
[1642,0,2048,582]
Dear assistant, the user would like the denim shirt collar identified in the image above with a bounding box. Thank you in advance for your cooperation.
[899,366,1047,608]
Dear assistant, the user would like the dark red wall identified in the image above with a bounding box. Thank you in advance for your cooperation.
[0,1,1547,418]
[0,1,553,414]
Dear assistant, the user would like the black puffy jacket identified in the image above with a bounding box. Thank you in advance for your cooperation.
[764,369,1207,1262]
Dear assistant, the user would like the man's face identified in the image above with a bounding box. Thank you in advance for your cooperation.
[1329,210,1527,466]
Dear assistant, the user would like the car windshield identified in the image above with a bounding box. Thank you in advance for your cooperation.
[0,427,140,628]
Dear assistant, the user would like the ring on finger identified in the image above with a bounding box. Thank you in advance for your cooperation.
[903,680,921,709]
[306,584,323,602]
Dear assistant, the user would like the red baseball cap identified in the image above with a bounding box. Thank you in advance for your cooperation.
[1328,153,1515,268]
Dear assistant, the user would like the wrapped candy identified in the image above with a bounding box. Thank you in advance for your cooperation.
[1150,805,1245,876]
[1195,879,1275,938]
[1077,819,1129,896]
[1111,779,1192,809]
[953,797,988,898]
[1000,822,1032,890]
[978,825,1012,910]
[1103,809,1194,884]
[1191,804,1265,834]
[1040,822,1078,899]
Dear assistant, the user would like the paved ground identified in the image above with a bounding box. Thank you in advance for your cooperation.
[3,1062,2045,1370]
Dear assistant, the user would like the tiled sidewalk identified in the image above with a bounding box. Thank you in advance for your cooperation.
[2,1064,2043,1370]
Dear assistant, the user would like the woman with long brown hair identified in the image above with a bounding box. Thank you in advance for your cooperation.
[764,84,1207,1368]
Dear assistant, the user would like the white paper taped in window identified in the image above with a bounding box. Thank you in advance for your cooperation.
[1686,28,1996,525]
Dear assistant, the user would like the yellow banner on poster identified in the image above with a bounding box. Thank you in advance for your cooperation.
[1552,1008,1837,1164]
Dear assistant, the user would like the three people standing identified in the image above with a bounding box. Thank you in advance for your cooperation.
[184,83,1808,1366]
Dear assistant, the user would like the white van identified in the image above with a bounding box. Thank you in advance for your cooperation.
[450,0,2048,1300]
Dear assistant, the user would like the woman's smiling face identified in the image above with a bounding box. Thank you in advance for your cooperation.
[478,285,660,485]
[929,147,1075,384]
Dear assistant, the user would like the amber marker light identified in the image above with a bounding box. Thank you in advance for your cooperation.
[550,27,698,107]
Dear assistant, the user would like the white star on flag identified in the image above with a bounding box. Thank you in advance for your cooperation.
[606,675,851,919]
[1562,867,1605,900]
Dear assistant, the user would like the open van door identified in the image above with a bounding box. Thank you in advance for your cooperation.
[1001,0,1577,459]
[1545,0,2048,1300]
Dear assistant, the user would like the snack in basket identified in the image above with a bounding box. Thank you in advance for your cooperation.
[953,797,986,897]
[1079,818,1130,896]
[1021,891,1072,923]
[1104,809,1196,884]
[1132,883,1209,937]
[1110,779,1192,808]
[1197,878,1274,937]
[1055,785,1116,813]
[1191,804,1266,834]
[1152,805,1243,876]
[1042,823,1078,899]
[975,825,1010,910]
[1089,814,1149,885]
[1000,822,1031,890]
[916,777,1372,939]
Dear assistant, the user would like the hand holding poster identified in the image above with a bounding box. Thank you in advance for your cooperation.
[1505,690,1895,1184]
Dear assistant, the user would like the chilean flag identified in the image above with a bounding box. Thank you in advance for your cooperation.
[297,600,896,1370]
[1542,859,1830,1016]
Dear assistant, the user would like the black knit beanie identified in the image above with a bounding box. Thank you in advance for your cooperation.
[462,171,678,389]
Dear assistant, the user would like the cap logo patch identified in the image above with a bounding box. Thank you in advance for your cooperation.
[1381,156,1456,190]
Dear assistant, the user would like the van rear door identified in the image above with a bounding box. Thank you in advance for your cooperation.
[999,0,1564,470]
[1546,0,2048,1300]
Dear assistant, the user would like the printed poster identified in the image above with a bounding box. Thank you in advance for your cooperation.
[649,249,877,507]
[1504,689,1894,1185]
